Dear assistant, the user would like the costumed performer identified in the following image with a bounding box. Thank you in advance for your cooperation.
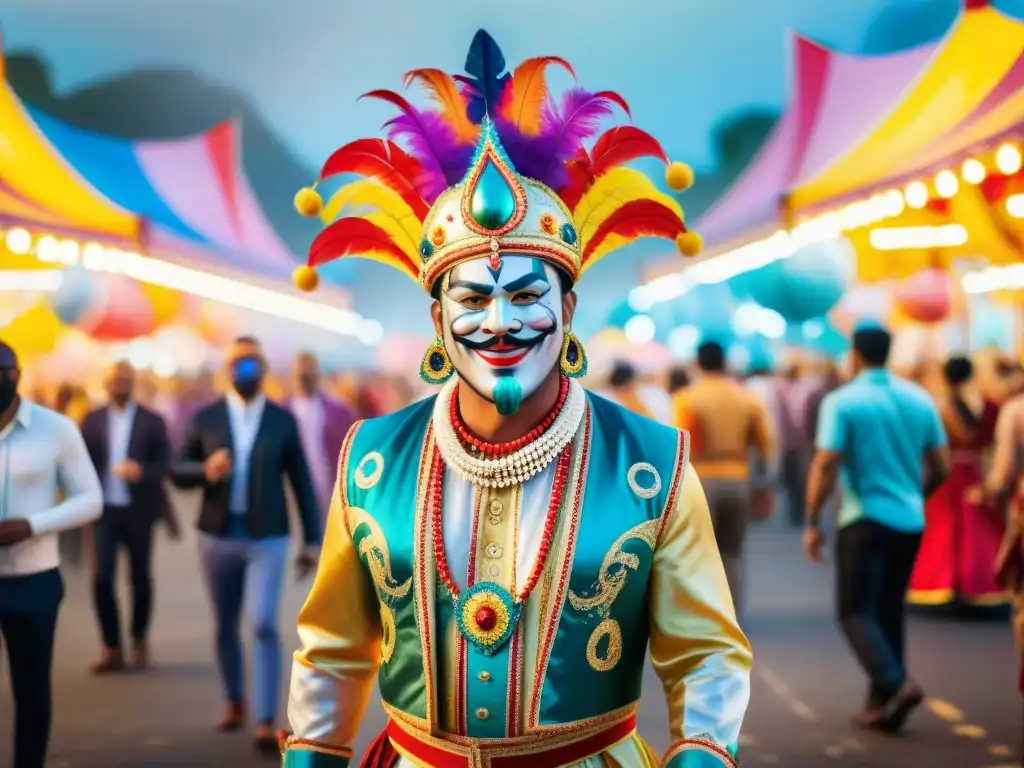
[281,29,752,768]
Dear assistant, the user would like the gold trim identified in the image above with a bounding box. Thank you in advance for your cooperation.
[906,588,956,606]
[383,700,638,750]
[335,421,363,511]
[354,451,385,490]
[528,406,592,729]
[962,590,1012,606]
[655,430,689,547]
[626,462,662,499]
[413,423,439,730]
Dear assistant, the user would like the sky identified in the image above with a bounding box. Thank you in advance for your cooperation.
[4,0,1022,336]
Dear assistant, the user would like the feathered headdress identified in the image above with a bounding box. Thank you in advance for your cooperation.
[292,29,702,294]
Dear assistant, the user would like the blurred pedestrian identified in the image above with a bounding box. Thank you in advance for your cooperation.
[81,362,171,673]
[673,341,774,615]
[804,323,949,732]
[288,352,357,524]
[171,336,321,752]
[0,340,103,768]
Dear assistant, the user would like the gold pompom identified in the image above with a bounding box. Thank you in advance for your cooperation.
[676,231,703,257]
[294,187,323,218]
[665,162,695,191]
[293,265,320,292]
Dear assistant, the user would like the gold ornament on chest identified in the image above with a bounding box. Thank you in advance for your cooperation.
[350,509,412,664]
[568,518,659,672]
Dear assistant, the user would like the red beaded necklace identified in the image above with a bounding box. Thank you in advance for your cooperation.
[449,375,570,458]
[429,440,572,604]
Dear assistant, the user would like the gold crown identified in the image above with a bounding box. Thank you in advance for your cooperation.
[416,120,581,291]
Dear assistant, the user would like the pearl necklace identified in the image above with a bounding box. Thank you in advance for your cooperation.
[432,377,586,488]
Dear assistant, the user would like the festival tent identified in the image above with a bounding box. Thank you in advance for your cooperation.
[694,33,938,250]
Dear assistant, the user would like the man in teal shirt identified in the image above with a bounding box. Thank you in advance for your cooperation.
[804,322,950,734]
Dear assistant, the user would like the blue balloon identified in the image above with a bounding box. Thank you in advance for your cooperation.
[50,266,97,324]
[733,237,853,323]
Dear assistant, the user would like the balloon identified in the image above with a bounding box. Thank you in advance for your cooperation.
[1,301,62,359]
[139,282,184,325]
[895,267,952,324]
[49,266,98,324]
[733,237,854,323]
[76,274,159,341]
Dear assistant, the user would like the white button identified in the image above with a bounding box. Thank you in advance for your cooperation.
[478,671,491,682]
[476,707,489,720]
[489,565,500,577]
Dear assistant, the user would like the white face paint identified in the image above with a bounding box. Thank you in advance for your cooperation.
[440,255,564,409]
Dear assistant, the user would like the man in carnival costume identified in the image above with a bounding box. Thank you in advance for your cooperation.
[281,30,752,768]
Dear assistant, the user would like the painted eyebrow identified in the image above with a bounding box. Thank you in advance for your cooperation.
[502,271,549,293]
[447,280,495,296]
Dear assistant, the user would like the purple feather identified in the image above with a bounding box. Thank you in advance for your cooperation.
[530,88,614,189]
[386,109,474,202]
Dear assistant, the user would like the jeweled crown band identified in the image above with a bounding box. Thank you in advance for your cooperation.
[421,238,580,293]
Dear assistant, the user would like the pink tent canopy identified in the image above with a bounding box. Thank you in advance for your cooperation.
[134,120,297,276]
[694,34,938,247]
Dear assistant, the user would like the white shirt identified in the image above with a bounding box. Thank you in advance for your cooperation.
[292,395,331,508]
[103,402,138,507]
[0,399,103,576]
[227,393,266,515]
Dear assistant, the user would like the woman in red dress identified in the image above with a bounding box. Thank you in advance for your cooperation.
[909,356,1009,608]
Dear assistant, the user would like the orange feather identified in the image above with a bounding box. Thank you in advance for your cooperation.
[308,216,419,281]
[318,138,429,220]
[582,199,685,264]
[498,56,575,136]
[402,68,478,142]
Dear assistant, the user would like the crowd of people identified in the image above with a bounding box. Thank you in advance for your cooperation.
[1,325,1023,767]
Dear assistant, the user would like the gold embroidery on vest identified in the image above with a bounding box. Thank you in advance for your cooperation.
[350,509,413,663]
[568,518,659,671]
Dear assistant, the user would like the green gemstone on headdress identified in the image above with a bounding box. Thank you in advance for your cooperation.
[469,159,517,230]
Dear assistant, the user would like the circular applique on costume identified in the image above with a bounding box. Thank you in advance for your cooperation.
[419,239,435,260]
[560,222,578,246]
[454,582,522,656]
[627,462,661,499]
[540,212,558,235]
[354,452,385,490]
[586,617,623,672]
[431,225,447,247]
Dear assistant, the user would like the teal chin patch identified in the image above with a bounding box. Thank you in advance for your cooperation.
[493,377,522,416]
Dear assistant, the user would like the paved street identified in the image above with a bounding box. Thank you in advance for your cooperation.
[1,509,1020,767]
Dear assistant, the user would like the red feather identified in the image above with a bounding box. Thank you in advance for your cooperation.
[559,127,670,211]
[558,148,595,211]
[593,90,631,119]
[318,138,429,219]
[582,199,685,263]
[359,88,418,118]
[308,217,419,278]
[590,126,668,175]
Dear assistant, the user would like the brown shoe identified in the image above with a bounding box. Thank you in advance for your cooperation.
[217,702,246,732]
[91,648,126,675]
[253,724,279,754]
[131,639,149,670]
[878,681,924,733]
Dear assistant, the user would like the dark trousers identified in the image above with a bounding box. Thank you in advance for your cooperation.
[837,519,922,702]
[0,568,64,768]
[783,448,807,526]
[93,505,155,649]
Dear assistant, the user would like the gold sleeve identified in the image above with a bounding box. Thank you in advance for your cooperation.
[286,479,382,751]
[649,464,752,757]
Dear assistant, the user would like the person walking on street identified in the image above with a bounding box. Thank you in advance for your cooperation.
[0,340,103,768]
[804,323,950,733]
[81,362,172,673]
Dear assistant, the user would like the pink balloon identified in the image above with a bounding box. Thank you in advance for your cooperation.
[76,275,159,341]
[895,267,952,324]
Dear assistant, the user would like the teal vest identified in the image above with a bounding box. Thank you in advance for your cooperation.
[341,393,687,731]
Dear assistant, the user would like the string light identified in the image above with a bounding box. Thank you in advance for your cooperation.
[0,226,383,345]
[868,224,968,251]
[962,263,1024,293]
[961,158,986,184]
[996,143,1022,175]
[905,181,929,209]
[934,170,959,199]
[1006,194,1024,218]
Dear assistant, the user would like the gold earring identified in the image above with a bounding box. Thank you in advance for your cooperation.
[420,338,454,384]
[560,329,587,378]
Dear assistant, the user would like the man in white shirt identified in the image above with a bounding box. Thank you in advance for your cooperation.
[0,340,103,768]
[81,362,171,673]
[171,337,321,751]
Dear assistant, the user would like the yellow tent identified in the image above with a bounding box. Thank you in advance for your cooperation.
[791,4,1024,211]
[0,35,140,242]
